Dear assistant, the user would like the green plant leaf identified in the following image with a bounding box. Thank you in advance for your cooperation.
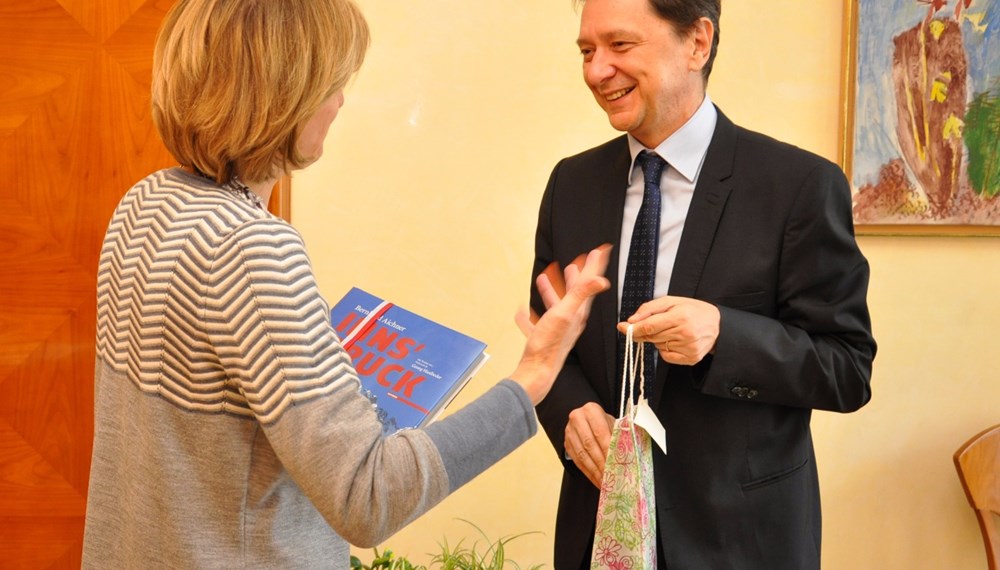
[355,519,542,569]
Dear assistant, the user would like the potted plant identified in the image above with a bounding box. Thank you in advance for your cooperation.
[350,520,543,570]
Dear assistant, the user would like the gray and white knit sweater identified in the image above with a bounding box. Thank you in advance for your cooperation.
[82,168,536,568]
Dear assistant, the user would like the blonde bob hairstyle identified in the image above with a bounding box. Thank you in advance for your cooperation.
[152,0,370,184]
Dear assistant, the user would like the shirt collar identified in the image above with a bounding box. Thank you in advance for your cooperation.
[626,94,718,185]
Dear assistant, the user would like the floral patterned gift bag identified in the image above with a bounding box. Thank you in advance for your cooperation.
[590,325,657,570]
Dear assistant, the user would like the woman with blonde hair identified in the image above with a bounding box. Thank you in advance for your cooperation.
[82,0,610,567]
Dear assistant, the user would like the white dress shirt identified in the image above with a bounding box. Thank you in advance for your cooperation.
[617,95,718,315]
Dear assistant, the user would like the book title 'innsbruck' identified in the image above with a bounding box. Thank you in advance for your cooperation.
[330,287,489,435]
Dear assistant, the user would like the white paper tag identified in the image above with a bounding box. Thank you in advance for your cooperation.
[633,396,667,454]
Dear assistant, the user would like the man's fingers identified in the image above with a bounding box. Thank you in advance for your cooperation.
[565,402,613,489]
[586,409,614,459]
[571,448,602,488]
[617,317,673,342]
[582,462,603,488]
[567,442,604,489]
[625,296,679,322]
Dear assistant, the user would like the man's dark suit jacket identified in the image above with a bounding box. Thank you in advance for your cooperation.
[530,108,876,570]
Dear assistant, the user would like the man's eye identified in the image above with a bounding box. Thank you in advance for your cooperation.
[611,42,631,50]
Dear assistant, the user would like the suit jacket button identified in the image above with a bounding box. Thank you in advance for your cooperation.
[747,389,758,399]
[731,386,747,398]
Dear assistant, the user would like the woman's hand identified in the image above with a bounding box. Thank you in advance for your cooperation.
[511,245,611,404]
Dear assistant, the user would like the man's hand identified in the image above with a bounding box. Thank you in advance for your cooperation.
[619,295,720,365]
[564,402,614,488]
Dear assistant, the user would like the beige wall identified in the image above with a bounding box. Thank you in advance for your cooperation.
[293,1,999,567]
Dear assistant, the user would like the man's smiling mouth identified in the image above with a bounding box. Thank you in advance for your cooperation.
[606,87,635,101]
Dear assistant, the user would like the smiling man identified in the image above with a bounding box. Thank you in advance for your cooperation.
[528,0,877,568]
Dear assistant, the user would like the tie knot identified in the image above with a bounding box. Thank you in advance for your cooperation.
[637,151,667,182]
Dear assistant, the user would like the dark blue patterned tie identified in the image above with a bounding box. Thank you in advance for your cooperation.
[619,150,666,397]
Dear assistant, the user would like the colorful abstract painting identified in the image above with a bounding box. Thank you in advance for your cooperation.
[847,0,1000,230]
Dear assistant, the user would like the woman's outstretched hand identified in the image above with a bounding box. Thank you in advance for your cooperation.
[511,245,611,404]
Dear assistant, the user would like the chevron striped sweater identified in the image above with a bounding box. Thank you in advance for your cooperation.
[82,168,537,568]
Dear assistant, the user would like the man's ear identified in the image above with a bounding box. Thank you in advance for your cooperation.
[688,17,714,73]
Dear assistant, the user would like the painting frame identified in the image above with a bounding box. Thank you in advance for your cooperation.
[840,0,1000,236]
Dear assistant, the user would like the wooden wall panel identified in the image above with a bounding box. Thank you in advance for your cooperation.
[0,2,292,564]
[0,1,171,566]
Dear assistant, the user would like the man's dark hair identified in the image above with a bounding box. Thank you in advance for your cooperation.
[648,0,721,82]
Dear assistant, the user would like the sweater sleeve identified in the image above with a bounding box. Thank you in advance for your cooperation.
[204,219,537,547]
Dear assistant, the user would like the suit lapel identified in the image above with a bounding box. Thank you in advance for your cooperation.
[668,109,737,298]
[598,138,632,396]
[651,109,737,409]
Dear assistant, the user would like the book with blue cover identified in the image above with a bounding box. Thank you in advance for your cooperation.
[330,287,489,435]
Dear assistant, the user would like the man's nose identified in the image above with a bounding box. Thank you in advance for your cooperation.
[584,50,617,87]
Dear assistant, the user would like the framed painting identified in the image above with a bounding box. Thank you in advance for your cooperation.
[841,0,1000,235]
